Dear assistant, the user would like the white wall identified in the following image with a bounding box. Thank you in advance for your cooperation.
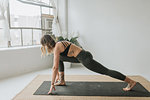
[57,0,68,34]
[67,0,150,81]
[0,46,53,80]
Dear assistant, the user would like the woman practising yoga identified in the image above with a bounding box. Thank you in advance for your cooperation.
[40,35,137,94]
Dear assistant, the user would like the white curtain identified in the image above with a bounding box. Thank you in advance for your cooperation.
[49,0,62,37]
[0,0,10,47]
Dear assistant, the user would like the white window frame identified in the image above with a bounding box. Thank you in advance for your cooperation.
[7,0,54,47]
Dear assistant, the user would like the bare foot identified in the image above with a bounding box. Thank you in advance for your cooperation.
[54,80,66,86]
[123,81,137,91]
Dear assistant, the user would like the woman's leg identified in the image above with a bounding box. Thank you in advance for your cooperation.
[55,60,64,83]
[54,60,66,86]
[58,55,80,72]
[76,50,136,91]
[55,56,80,86]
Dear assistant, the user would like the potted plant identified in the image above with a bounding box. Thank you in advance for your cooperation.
[56,32,82,48]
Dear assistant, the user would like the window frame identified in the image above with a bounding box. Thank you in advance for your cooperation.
[7,0,53,47]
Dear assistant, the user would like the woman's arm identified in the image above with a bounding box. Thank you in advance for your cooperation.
[51,45,60,85]
[48,44,60,94]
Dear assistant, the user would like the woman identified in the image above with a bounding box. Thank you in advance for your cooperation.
[40,35,137,94]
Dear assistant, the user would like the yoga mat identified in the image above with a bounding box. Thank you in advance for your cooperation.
[33,81,150,97]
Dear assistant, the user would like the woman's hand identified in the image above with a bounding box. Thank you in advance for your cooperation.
[48,85,56,94]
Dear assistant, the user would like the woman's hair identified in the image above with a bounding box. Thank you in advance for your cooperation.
[40,34,56,57]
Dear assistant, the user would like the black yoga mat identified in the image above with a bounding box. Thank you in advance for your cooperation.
[33,81,150,97]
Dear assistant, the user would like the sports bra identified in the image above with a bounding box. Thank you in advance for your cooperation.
[60,41,72,56]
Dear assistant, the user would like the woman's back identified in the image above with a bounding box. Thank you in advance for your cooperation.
[58,41,82,57]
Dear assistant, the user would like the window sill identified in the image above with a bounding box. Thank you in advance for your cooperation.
[0,45,42,51]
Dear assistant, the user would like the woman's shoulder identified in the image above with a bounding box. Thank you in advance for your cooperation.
[53,42,62,53]
[55,41,62,46]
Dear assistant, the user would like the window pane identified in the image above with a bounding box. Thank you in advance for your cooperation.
[0,29,7,48]
[50,3,54,15]
[33,30,42,45]
[41,0,52,15]
[22,29,32,45]
[42,7,50,14]
[10,29,21,46]
[42,0,49,3]
[9,0,41,28]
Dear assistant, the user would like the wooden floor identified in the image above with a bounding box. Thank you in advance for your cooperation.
[13,75,150,100]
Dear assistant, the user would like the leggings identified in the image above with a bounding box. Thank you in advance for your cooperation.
[59,49,126,81]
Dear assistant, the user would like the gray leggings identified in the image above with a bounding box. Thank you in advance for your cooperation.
[59,49,126,81]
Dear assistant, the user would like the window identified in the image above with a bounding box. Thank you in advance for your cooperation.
[33,29,42,45]
[0,29,8,48]
[10,29,21,46]
[7,0,54,47]
[22,29,32,46]
[9,0,41,28]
